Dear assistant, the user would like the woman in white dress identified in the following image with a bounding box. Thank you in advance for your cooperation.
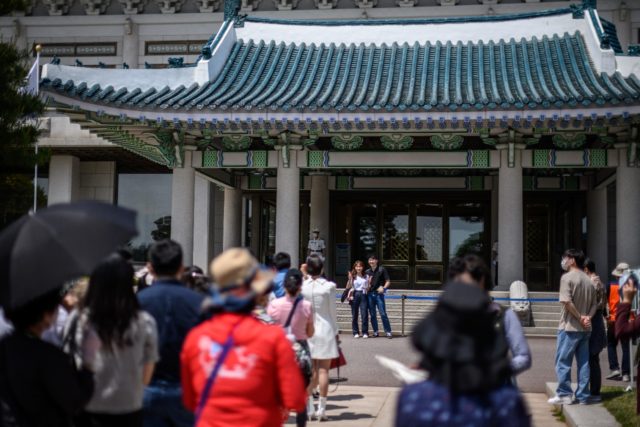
[301,255,338,421]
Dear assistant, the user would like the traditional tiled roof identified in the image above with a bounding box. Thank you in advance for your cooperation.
[41,1,640,116]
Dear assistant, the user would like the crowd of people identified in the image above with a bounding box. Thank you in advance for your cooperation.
[0,241,345,427]
[547,250,640,409]
[1,228,639,426]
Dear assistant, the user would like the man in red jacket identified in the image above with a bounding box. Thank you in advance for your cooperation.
[181,248,306,427]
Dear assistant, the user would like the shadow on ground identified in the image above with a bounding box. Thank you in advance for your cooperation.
[328,394,364,402]
[327,411,374,421]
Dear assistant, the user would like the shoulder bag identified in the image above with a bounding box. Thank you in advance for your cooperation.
[284,297,312,381]
[194,319,244,423]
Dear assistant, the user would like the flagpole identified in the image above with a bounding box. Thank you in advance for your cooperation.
[32,45,41,212]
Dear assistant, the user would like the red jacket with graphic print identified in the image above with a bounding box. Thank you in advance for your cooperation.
[181,312,306,427]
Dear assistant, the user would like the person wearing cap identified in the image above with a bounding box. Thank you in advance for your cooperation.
[307,228,325,260]
[605,262,631,381]
[180,248,306,427]
[397,281,530,427]
[137,240,205,427]
[614,271,640,413]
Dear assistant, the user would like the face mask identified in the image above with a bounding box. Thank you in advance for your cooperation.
[560,258,569,271]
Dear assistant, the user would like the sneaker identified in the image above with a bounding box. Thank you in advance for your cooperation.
[547,395,573,405]
[386,332,393,339]
[362,334,368,339]
[353,334,360,338]
[622,374,630,382]
[606,369,621,379]
[589,395,602,403]
[372,333,379,338]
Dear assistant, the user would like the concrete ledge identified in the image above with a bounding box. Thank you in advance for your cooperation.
[545,382,621,427]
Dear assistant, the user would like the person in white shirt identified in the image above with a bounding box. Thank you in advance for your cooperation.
[307,229,326,260]
[346,260,369,338]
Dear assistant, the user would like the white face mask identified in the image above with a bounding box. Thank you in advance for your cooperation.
[561,258,570,271]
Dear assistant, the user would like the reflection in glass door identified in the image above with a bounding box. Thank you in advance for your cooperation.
[260,201,276,265]
[449,203,486,259]
[354,204,377,263]
[340,198,489,289]
[382,204,410,285]
[415,204,444,285]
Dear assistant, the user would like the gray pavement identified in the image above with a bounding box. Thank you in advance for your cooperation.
[335,333,630,393]
[284,386,563,426]
[297,332,629,426]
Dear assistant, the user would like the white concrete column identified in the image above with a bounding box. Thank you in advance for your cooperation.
[310,173,330,270]
[587,187,608,275]
[275,148,301,267]
[170,151,195,266]
[122,17,139,68]
[222,187,242,250]
[616,149,640,266]
[78,161,115,202]
[193,174,214,269]
[48,155,80,205]
[496,146,523,290]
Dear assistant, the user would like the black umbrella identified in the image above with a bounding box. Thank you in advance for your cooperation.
[0,201,137,309]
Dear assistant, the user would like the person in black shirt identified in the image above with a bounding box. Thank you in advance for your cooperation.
[365,255,393,338]
[0,288,96,427]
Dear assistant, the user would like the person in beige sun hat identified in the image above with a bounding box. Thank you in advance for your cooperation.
[611,262,630,278]
[209,247,275,296]
[180,248,306,426]
[605,261,631,381]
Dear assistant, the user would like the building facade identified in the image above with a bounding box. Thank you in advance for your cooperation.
[2,0,640,290]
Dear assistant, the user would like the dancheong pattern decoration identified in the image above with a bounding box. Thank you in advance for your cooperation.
[430,134,463,150]
[380,135,413,150]
[331,135,363,150]
[221,135,252,151]
[552,133,587,149]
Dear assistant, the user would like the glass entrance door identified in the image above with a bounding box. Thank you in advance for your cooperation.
[336,196,489,289]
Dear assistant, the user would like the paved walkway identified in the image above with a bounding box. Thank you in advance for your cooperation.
[286,386,564,426]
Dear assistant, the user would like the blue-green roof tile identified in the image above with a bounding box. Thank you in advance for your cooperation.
[42,32,640,113]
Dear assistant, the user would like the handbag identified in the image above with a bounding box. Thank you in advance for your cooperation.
[330,346,347,370]
[340,288,350,303]
[284,297,312,381]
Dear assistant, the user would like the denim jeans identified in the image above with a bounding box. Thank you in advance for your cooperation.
[555,330,591,402]
[367,292,391,334]
[142,381,194,427]
[351,291,368,335]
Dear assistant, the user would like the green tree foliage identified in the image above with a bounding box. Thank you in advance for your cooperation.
[0,35,47,227]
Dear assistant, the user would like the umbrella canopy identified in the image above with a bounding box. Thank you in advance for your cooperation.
[0,201,137,309]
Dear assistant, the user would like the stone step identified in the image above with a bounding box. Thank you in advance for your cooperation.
[340,290,560,299]
[522,327,557,337]
[530,319,559,328]
[334,292,561,337]
[532,312,562,320]
[531,307,562,314]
